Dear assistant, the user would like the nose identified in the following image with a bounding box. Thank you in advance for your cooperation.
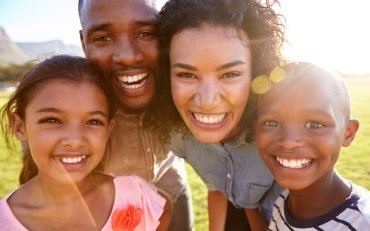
[277,125,304,150]
[195,78,221,110]
[112,36,143,65]
[61,124,85,149]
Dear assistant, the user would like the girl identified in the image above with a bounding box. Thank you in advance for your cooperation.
[0,55,165,231]
[158,0,285,230]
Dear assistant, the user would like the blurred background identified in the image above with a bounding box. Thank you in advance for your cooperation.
[1,1,369,230]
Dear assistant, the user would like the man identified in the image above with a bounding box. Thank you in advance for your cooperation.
[78,0,193,230]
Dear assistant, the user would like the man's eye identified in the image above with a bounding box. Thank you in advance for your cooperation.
[137,31,156,39]
[305,121,324,129]
[94,36,112,42]
[263,121,278,127]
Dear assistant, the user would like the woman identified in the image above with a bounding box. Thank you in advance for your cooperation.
[158,0,285,230]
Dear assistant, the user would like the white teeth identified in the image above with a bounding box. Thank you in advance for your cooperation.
[193,113,226,124]
[276,157,312,169]
[118,73,148,90]
[118,73,147,84]
[60,155,86,164]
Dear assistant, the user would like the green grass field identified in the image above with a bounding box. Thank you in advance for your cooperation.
[0,76,369,230]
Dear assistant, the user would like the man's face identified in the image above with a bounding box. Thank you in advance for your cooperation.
[80,0,159,111]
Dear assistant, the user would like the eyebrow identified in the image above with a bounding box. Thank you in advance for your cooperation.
[86,19,157,35]
[36,108,108,118]
[172,60,247,72]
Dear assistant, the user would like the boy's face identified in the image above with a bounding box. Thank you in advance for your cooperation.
[255,70,358,191]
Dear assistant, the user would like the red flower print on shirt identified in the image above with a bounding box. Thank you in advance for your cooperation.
[112,204,143,231]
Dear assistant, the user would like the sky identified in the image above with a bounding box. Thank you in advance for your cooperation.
[1,0,370,74]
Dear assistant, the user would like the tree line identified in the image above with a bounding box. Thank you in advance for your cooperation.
[0,61,37,82]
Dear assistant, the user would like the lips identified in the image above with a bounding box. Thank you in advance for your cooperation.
[192,112,227,124]
[117,73,149,90]
[275,156,312,169]
[54,154,89,171]
[58,155,87,164]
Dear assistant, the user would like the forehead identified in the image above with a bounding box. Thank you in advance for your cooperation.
[258,67,340,110]
[29,80,108,107]
[80,0,157,29]
[170,25,250,63]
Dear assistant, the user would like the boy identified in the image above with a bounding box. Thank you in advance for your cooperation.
[255,62,370,230]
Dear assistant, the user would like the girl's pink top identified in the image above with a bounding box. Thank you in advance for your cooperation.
[0,175,165,231]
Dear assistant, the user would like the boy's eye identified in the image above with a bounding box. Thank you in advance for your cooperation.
[263,120,278,127]
[305,121,324,129]
[222,72,241,79]
[38,117,60,124]
[87,119,105,126]
[175,72,196,79]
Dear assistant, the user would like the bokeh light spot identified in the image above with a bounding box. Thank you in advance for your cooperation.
[252,75,272,94]
[270,66,285,83]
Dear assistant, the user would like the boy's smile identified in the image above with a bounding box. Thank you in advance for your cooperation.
[255,63,359,191]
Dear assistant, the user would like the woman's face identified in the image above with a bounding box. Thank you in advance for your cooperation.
[170,24,252,143]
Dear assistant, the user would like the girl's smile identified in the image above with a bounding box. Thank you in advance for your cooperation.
[14,80,113,184]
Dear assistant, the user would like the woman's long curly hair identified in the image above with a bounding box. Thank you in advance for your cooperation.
[158,0,286,140]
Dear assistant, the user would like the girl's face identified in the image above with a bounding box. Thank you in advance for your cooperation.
[170,24,252,143]
[13,80,114,184]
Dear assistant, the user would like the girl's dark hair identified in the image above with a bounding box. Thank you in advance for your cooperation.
[0,55,117,184]
[158,0,285,140]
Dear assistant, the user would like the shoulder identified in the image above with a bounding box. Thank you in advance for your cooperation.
[0,191,28,230]
[352,184,370,225]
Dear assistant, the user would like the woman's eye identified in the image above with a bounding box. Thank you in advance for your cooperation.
[38,117,60,124]
[222,72,241,79]
[263,121,278,127]
[176,73,196,79]
[305,121,324,129]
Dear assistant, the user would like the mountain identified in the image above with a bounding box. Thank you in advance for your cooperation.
[0,26,84,67]
[17,40,84,61]
[0,26,29,66]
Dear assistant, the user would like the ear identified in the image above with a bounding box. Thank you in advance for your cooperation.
[342,118,359,147]
[11,113,28,142]
[79,30,86,54]
[107,118,116,138]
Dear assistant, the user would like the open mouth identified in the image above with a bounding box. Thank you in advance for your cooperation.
[57,155,87,164]
[276,156,312,169]
[192,112,227,124]
[118,73,148,90]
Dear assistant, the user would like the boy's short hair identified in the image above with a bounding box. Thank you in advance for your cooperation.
[280,62,351,121]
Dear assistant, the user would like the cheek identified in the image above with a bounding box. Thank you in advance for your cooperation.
[171,80,190,107]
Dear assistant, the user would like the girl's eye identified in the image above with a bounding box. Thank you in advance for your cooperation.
[263,120,278,127]
[176,73,196,79]
[87,119,105,126]
[38,117,60,124]
[222,72,241,79]
[305,121,325,129]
